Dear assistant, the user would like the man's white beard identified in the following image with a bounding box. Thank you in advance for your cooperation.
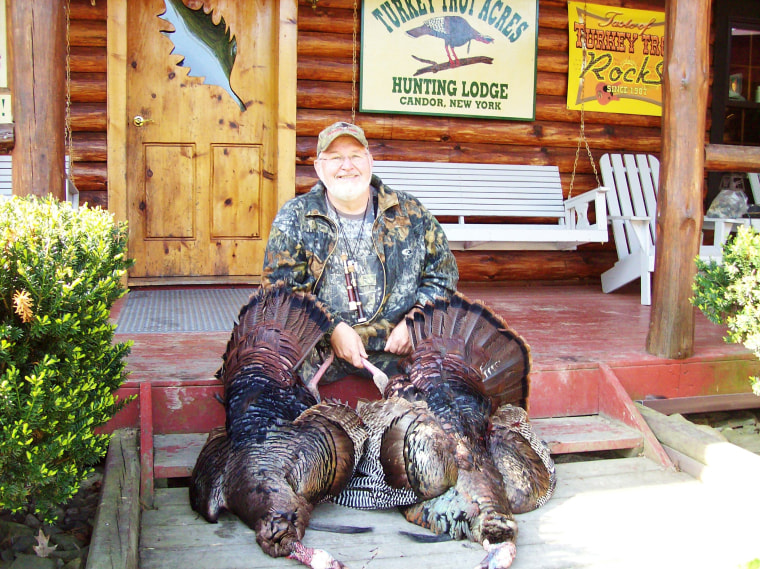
[325,174,371,204]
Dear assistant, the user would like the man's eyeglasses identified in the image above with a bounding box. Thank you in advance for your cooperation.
[317,153,369,167]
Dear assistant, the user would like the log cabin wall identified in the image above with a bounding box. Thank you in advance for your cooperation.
[68,0,674,282]
[69,0,108,209]
[295,0,667,282]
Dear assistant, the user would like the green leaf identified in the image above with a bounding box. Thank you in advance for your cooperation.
[159,0,245,111]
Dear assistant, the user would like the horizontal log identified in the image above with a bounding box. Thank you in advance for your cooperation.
[455,249,616,281]
[298,5,355,34]
[297,70,571,99]
[0,124,14,151]
[297,50,568,82]
[298,106,660,142]
[71,103,107,131]
[295,107,661,151]
[70,46,107,73]
[298,57,355,82]
[300,0,667,18]
[296,137,613,172]
[298,30,354,59]
[538,27,568,52]
[704,144,760,172]
[540,3,572,30]
[70,161,107,191]
[70,72,107,103]
[296,82,663,129]
[70,0,107,21]
[78,189,108,209]
[70,20,106,47]
[298,29,573,63]
[534,95,661,128]
[72,132,107,162]
[298,2,573,37]
[538,50,568,74]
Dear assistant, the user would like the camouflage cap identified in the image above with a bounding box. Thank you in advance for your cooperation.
[316,122,369,155]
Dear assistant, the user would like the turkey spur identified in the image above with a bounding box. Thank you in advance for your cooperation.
[190,286,367,569]
[335,293,556,569]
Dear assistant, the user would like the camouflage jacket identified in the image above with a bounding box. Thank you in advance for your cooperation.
[261,176,459,351]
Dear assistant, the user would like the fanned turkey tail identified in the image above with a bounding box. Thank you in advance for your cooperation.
[405,292,532,410]
[216,284,333,389]
[488,405,556,514]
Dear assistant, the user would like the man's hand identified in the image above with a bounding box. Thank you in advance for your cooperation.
[330,322,367,368]
[384,320,412,355]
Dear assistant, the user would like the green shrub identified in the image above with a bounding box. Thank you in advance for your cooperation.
[0,196,134,522]
[692,224,760,395]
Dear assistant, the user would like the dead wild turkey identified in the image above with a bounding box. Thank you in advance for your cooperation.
[335,293,556,569]
[189,286,367,569]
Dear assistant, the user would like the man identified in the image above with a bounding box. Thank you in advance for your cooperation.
[261,121,458,388]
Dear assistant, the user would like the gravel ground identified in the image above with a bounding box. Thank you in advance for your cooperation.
[0,466,103,569]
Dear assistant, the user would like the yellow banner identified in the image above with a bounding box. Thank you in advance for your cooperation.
[567,2,665,116]
[360,0,538,120]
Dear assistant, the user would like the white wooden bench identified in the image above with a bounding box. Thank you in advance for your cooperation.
[600,153,760,305]
[371,161,609,251]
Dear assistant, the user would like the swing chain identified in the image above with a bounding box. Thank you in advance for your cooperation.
[569,1,600,199]
[65,0,75,186]
[351,0,358,124]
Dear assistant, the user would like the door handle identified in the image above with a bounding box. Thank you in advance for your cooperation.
[133,115,155,127]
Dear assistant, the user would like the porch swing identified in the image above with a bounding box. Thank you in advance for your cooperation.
[369,2,609,252]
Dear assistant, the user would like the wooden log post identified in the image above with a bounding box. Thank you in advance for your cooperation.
[8,0,67,199]
[646,0,710,359]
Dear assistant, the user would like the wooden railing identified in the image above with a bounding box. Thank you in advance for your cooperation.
[705,144,760,172]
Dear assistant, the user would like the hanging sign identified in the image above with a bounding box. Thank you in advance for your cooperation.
[567,2,665,116]
[0,1,7,89]
[360,0,538,120]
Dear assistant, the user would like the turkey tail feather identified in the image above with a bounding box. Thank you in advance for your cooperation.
[489,405,556,514]
[405,292,531,410]
[218,285,332,386]
[189,427,230,523]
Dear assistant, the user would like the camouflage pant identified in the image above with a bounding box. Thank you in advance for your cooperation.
[298,343,402,385]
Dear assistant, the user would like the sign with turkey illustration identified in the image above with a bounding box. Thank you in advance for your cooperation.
[567,2,665,116]
[360,0,538,120]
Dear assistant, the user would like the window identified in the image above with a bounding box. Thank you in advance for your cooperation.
[708,0,760,204]
[723,26,760,146]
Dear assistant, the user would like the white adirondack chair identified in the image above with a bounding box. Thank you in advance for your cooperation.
[599,154,759,305]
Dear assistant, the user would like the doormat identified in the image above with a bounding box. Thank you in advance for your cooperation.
[116,288,256,334]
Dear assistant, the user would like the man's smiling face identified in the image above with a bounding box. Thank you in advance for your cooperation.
[314,136,373,213]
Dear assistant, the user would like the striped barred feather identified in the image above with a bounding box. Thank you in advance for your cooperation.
[489,405,557,514]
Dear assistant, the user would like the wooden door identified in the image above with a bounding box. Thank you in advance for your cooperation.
[125,0,281,283]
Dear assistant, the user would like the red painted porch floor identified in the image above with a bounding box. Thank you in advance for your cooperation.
[103,281,760,569]
[108,280,760,434]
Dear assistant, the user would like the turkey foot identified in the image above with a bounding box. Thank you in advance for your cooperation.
[288,540,347,569]
[361,357,389,392]
[305,353,336,402]
[474,539,516,569]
